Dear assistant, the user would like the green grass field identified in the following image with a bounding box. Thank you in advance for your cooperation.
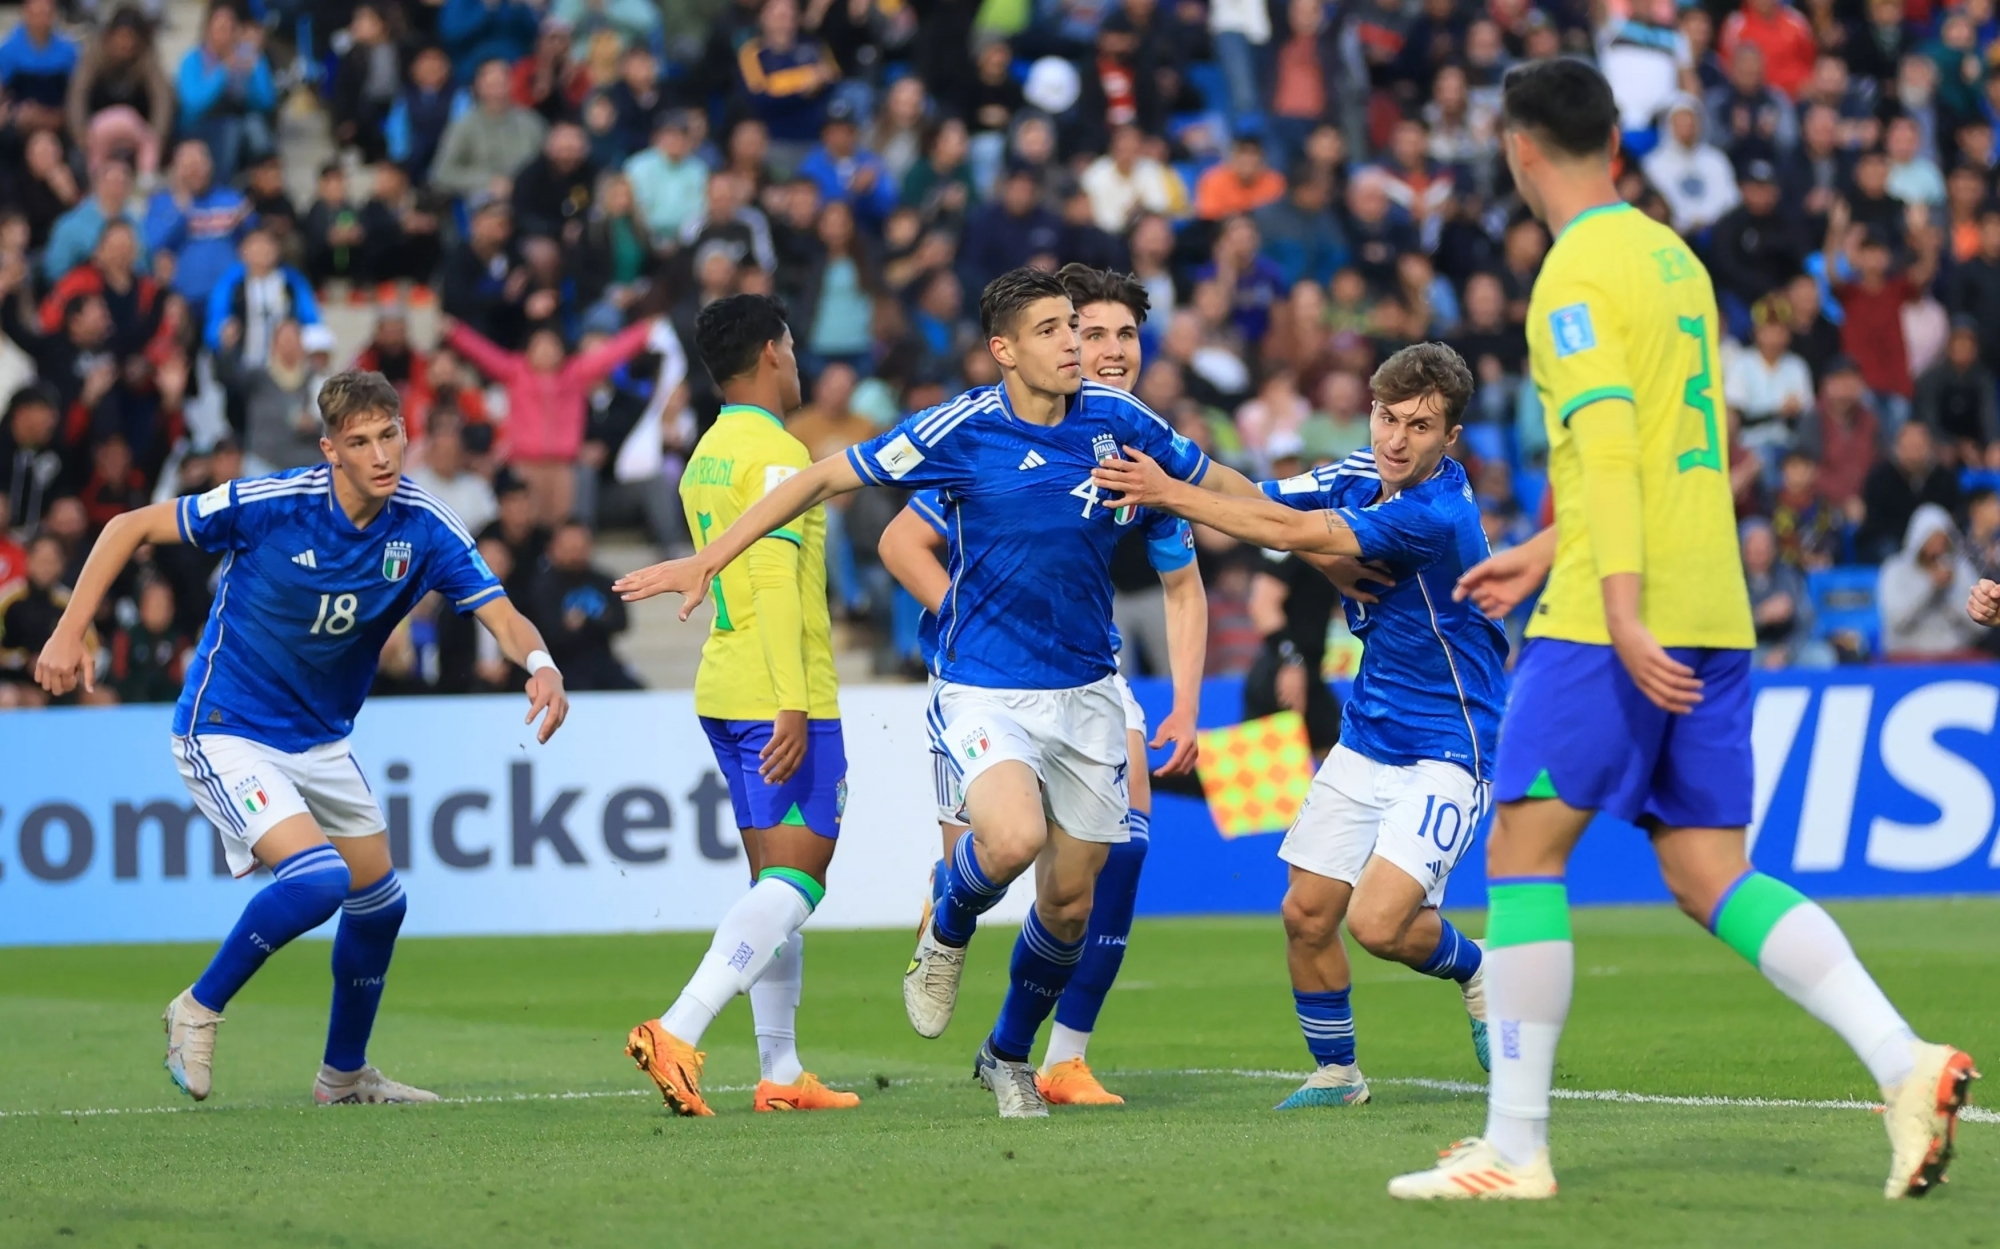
[3,900,1997,1248]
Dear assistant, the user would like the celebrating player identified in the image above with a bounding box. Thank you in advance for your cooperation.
[34,371,570,1105]
[616,266,1265,1118]
[876,264,1207,1106]
[1091,342,1499,1109]
[1387,59,1976,1201]
[624,294,859,1116]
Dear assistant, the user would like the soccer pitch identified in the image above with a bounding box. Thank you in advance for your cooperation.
[3,901,1995,1248]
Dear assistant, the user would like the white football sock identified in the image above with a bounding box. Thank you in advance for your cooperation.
[751,930,805,1085]
[1756,902,1917,1089]
[661,878,811,1047]
[1483,939,1573,1168]
[1042,1022,1090,1070]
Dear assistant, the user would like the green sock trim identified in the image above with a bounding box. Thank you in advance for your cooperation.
[759,866,824,911]
[1525,769,1559,800]
[1711,872,1807,966]
[1485,882,1572,948]
[780,803,807,827]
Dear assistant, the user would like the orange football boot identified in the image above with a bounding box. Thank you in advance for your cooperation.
[754,1072,862,1111]
[1036,1058,1125,1105]
[625,1020,714,1117]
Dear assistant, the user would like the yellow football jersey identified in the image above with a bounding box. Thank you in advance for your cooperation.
[1526,202,1755,650]
[680,405,841,720]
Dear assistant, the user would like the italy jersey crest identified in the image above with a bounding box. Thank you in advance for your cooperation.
[381,541,413,582]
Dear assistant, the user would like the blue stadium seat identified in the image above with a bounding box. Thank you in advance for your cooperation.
[1807,566,1881,657]
[1185,62,1228,113]
[1513,468,1546,517]
[1459,421,1509,467]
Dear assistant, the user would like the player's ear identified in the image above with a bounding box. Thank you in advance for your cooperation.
[1446,424,1462,448]
[988,336,1014,371]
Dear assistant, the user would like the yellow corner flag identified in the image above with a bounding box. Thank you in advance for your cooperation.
[1194,712,1314,839]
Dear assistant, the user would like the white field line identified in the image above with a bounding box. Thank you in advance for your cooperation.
[2,1069,1992,1123]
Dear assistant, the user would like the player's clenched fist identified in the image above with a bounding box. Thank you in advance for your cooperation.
[1971,579,2000,627]
[33,629,93,696]
[614,556,714,617]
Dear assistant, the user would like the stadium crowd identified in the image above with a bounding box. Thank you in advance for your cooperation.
[0,0,1996,708]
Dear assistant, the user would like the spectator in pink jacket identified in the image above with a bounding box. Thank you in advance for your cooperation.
[443,316,661,525]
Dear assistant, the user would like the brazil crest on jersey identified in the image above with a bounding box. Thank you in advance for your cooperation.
[847,379,1210,689]
[1262,451,1507,778]
[172,466,505,751]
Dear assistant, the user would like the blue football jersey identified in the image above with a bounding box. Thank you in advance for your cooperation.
[907,487,1194,670]
[850,380,1210,689]
[172,467,506,751]
[1262,451,1507,779]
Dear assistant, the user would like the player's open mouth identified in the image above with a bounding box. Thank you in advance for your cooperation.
[1098,366,1127,378]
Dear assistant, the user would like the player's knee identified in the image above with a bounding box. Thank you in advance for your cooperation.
[1039,893,1093,939]
[1281,888,1340,949]
[289,862,353,924]
[1344,902,1407,959]
[974,825,1039,878]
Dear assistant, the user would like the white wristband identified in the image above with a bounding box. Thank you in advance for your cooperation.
[525,650,557,677]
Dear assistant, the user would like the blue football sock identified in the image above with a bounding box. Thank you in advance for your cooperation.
[930,857,947,908]
[933,832,1006,947]
[323,872,407,1072]
[191,845,349,1012]
[1294,988,1356,1068]
[1416,918,1484,984]
[1053,811,1149,1035]
[989,907,1085,1061]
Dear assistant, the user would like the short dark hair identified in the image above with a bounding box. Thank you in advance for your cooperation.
[1370,342,1476,425]
[1968,484,1997,509]
[1500,58,1618,160]
[317,369,402,435]
[694,293,792,386]
[1056,263,1150,326]
[979,266,1071,338]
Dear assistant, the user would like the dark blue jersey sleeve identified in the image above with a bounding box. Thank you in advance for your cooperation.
[909,489,949,537]
[846,391,994,489]
[1339,494,1456,567]
[1141,509,1195,572]
[1100,384,1210,482]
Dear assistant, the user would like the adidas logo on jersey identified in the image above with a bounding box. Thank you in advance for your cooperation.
[292,550,318,568]
[1017,451,1046,471]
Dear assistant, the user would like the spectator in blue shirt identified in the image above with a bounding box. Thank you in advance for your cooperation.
[735,0,839,160]
[1253,169,1350,289]
[175,5,276,184]
[143,139,253,310]
[439,0,540,84]
[0,0,78,136]
[1195,215,1289,344]
[797,98,899,231]
[44,161,149,284]
[959,163,1062,296]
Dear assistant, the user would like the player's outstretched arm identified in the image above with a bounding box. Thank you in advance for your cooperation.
[1970,578,2000,628]
[1454,525,1557,618]
[1094,449,1363,557]
[615,453,864,616]
[1190,459,1267,498]
[1152,560,1206,775]
[472,596,571,744]
[35,500,182,697]
[878,504,950,614]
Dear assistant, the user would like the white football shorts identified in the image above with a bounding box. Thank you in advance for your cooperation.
[1113,672,1147,738]
[1278,743,1488,907]
[929,674,1130,843]
[172,733,387,877]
